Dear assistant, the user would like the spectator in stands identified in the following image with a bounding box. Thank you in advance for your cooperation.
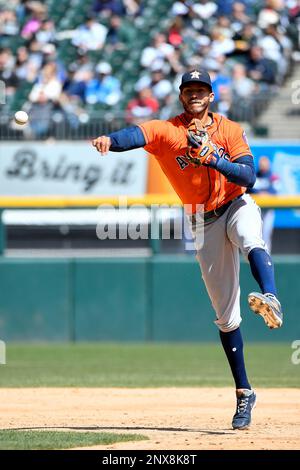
[231,63,256,99]
[26,37,44,70]
[0,0,297,139]
[288,0,300,25]
[26,90,54,138]
[0,45,14,70]
[85,61,121,106]
[199,59,233,116]
[13,0,27,23]
[229,63,257,120]
[258,23,292,82]
[21,2,46,39]
[171,0,190,18]
[229,2,253,33]
[171,0,189,17]
[72,15,107,51]
[126,87,159,125]
[214,15,234,39]
[287,2,300,52]
[185,0,217,35]
[0,48,19,98]
[140,33,175,70]
[58,93,88,130]
[233,22,259,56]
[123,0,142,17]
[167,45,185,77]
[68,52,94,83]
[35,19,56,45]
[63,54,94,103]
[209,26,235,57]
[248,156,280,253]
[205,60,232,105]
[106,14,136,51]
[15,46,38,82]
[191,0,218,21]
[29,62,62,103]
[1,0,21,12]
[63,66,89,103]
[158,92,177,120]
[42,44,68,85]
[217,86,232,117]
[0,9,19,36]
[246,45,277,86]
[24,1,47,16]
[136,67,173,102]
[257,0,283,30]
[168,17,184,48]
[92,0,126,17]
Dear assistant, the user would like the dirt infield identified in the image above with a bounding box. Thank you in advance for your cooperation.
[0,388,299,450]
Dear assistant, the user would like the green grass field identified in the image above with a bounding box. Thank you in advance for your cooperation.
[0,430,147,450]
[0,342,299,388]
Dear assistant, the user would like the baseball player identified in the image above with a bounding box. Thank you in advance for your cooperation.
[92,69,283,430]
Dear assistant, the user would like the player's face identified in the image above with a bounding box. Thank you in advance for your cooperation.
[179,84,214,116]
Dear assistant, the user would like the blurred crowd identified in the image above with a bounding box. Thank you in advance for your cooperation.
[0,0,299,137]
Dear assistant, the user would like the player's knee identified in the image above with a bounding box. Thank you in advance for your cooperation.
[247,245,269,258]
[240,238,267,259]
[214,317,241,333]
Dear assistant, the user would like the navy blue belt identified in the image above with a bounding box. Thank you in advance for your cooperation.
[191,195,242,223]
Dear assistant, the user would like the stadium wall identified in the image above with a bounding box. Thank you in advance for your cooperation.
[0,256,299,342]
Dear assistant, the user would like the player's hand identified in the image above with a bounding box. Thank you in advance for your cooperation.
[92,136,111,155]
[185,118,219,167]
[186,140,219,167]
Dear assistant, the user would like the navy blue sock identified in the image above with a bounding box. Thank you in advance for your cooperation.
[219,328,251,390]
[248,247,277,296]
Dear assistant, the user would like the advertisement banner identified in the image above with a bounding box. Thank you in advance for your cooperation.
[252,144,300,194]
[0,142,148,196]
[251,143,300,227]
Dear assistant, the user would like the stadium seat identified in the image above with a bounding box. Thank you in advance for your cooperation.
[9,82,33,112]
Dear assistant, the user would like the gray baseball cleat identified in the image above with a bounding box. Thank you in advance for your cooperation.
[248,292,283,329]
[232,389,256,430]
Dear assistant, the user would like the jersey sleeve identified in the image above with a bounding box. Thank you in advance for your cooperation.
[227,123,253,162]
[138,120,171,154]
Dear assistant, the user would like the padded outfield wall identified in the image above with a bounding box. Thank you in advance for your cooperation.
[0,256,299,342]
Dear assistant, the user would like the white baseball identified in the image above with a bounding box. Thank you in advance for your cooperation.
[14,111,29,125]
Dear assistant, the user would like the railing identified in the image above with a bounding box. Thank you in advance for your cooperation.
[0,194,299,256]
[2,93,299,140]
[0,111,128,141]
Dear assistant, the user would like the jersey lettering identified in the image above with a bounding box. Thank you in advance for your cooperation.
[139,113,252,213]
[218,147,230,160]
[176,156,189,170]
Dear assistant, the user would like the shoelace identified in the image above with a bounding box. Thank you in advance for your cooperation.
[237,397,249,413]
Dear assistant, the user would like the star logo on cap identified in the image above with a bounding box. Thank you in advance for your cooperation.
[190,71,201,79]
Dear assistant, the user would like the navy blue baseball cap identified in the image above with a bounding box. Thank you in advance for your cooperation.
[179,69,212,91]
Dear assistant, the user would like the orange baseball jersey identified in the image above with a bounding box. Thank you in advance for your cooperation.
[139,112,253,214]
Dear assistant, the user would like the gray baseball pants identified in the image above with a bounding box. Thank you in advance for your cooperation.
[188,193,267,332]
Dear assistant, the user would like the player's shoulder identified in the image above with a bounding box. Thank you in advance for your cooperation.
[139,119,169,134]
[142,114,186,133]
[168,113,189,128]
[140,118,174,128]
[139,117,184,143]
[213,112,244,135]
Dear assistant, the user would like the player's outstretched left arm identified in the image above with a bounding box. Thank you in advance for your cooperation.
[92,126,146,155]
